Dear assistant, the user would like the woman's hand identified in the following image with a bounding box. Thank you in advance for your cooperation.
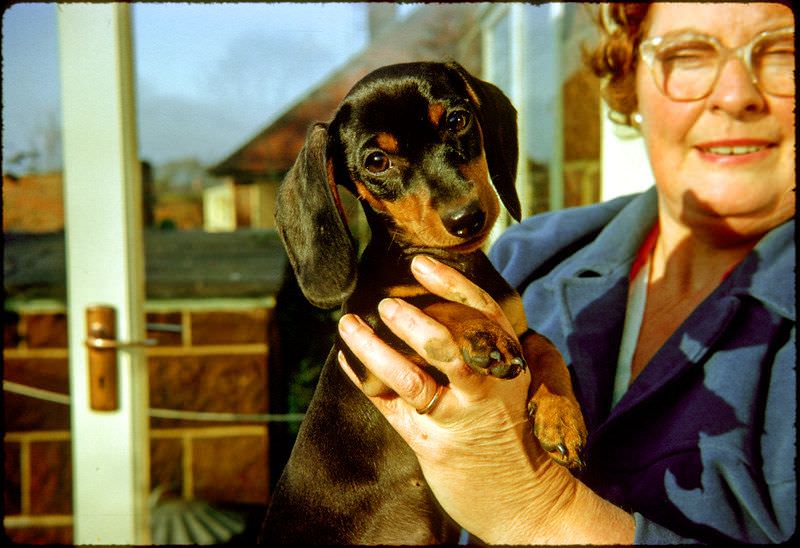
[337,255,579,542]
[338,255,634,543]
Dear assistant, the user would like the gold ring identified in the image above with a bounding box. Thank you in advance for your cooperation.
[416,384,445,415]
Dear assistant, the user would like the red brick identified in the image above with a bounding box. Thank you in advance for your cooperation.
[2,172,64,233]
[151,437,184,493]
[190,310,268,345]
[148,354,267,428]
[3,393,70,431]
[3,358,71,431]
[4,441,22,515]
[5,526,73,545]
[22,313,68,348]
[192,434,268,504]
[29,440,72,515]
[3,357,69,393]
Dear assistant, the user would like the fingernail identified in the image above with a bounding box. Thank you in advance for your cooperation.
[339,314,371,337]
[378,298,400,318]
[412,254,437,274]
[338,314,359,335]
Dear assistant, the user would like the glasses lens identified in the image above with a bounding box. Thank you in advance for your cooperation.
[654,39,719,100]
[753,31,795,97]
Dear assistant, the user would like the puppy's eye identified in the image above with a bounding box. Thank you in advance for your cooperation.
[445,109,471,134]
[364,151,391,174]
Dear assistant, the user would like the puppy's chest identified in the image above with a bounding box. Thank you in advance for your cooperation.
[342,274,438,320]
[342,249,516,321]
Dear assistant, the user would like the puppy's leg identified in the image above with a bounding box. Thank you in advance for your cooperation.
[522,331,586,469]
[500,293,586,468]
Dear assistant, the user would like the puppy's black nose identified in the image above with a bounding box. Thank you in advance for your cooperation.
[443,202,486,238]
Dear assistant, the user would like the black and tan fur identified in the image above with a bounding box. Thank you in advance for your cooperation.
[261,61,586,545]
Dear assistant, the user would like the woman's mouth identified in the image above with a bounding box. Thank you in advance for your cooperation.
[695,140,775,163]
[701,144,768,156]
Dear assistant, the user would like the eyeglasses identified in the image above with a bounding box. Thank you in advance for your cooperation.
[639,26,795,101]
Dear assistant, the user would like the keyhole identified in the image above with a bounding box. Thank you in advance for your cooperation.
[98,376,105,388]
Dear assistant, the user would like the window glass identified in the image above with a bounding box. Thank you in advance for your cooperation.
[487,13,512,95]
[523,4,559,212]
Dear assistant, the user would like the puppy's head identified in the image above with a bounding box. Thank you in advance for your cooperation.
[330,61,520,251]
[275,62,520,309]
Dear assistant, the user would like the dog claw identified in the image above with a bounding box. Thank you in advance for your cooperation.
[463,347,525,379]
[462,349,487,367]
[556,443,568,459]
[460,327,526,380]
[489,363,513,378]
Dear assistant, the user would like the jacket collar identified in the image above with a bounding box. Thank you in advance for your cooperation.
[554,186,795,320]
[729,218,795,322]
[560,188,660,280]
[549,188,795,427]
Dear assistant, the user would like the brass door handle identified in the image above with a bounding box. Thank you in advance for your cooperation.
[85,305,156,411]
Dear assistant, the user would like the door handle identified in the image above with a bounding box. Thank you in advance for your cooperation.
[85,305,156,411]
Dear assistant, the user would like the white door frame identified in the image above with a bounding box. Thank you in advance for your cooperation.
[58,4,150,543]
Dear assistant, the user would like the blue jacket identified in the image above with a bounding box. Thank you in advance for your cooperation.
[490,188,796,544]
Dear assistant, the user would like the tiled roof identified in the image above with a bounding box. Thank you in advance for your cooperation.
[209,4,480,180]
[4,230,288,301]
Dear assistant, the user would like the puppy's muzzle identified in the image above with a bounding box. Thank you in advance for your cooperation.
[443,200,487,239]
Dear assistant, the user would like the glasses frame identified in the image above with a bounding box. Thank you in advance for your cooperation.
[639,26,795,101]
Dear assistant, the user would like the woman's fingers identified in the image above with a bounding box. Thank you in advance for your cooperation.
[376,297,487,389]
[338,256,529,417]
[337,313,444,415]
[410,255,515,335]
[377,298,461,366]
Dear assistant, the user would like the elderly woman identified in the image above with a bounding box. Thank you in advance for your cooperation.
[337,2,795,544]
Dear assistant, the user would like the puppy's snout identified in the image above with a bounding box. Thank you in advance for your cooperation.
[443,202,486,238]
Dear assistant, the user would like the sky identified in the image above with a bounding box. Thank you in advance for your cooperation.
[2,3,417,173]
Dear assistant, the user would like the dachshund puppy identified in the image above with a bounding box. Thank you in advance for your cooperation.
[262,61,586,545]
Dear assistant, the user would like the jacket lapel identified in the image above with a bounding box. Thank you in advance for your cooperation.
[599,294,740,433]
[558,273,630,430]
[550,189,660,430]
[595,218,794,435]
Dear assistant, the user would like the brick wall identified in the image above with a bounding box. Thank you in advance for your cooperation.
[2,173,64,233]
[3,299,275,544]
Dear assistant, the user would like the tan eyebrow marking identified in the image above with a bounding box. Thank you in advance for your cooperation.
[376,132,399,154]
[428,103,446,126]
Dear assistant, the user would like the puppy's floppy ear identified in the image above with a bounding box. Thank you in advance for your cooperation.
[275,123,356,309]
[449,62,521,222]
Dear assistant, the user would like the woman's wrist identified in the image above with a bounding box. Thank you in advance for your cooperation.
[554,477,636,544]
[478,434,635,545]
[485,449,578,544]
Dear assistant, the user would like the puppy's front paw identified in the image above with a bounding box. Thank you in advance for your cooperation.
[528,393,587,469]
[459,324,526,379]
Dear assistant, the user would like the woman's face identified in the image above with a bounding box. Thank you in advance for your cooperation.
[636,3,795,240]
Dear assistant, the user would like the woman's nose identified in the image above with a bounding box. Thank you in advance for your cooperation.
[707,57,767,117]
